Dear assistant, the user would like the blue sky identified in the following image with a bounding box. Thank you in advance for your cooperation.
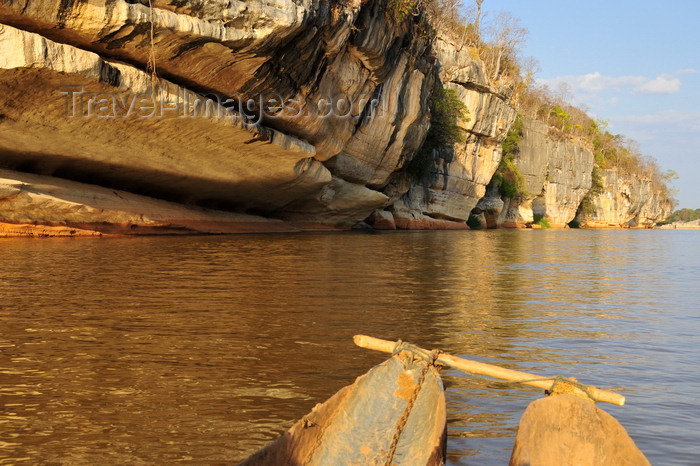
[474,0,700,208]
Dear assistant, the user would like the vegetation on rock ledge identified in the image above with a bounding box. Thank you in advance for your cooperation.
[467,214,483,229]
[519,93,676,209]
[407,86,469,181]
[533,214,551,228]
[491,114,526,198]
[403,0,675,216]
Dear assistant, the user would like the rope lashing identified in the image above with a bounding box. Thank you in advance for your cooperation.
[505,375,600,403]
[391,341,599,403]
[354,335,625,405]
[385,343,441,465]
[392,340,442,369]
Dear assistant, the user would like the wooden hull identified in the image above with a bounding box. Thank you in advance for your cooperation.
[238,354,446,465]
[509,394,650,466]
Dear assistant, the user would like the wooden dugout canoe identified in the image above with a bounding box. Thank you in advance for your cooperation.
[238,353,447,465]
[239,335,643,465]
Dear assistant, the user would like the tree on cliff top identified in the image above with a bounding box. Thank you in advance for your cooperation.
[662,207,700,224]
[474,0,484,35]
[483,11,528,80]
[389,0,530,87]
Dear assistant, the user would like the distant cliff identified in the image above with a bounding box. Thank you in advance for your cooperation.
[0,0,671,236]
[473,118,594,228]
[577,169,674,228]
[470,118,672,229]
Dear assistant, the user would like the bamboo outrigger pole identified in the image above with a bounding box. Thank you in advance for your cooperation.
[353,335,625,406]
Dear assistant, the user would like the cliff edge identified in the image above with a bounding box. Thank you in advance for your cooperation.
[0,1,672,235]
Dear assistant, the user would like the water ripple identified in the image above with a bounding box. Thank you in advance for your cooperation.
[0,230,698,464]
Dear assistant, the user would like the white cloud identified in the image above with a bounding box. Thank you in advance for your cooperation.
[537,71,687,97]
[604,112,700,163]
[537,72,645,94]
[633,74,681,94]
[577,72,646,92]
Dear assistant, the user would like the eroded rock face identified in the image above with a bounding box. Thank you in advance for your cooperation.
[0,1,671,233]
[494,118,594,228]
[0,24,329,213]
[0,0,435,171]
[480,118,671,229]
[580,169,673,228]
[474,189,505,229]
[279,176,389,229]
[0,169,296,236]
[0,0,437,230]
[390,36,517,228]
[367,209,396,230]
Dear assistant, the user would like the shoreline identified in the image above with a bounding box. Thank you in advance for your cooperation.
[2,220,693,238]
[0,169,679,238]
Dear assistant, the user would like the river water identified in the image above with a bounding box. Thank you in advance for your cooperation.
[1,229,698,464]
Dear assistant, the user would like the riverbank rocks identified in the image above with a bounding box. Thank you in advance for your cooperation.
[0,169,296,236]
[658,219,700,229]
[367,209,397,230]
[473,192,504,229]
[509,395,650,466]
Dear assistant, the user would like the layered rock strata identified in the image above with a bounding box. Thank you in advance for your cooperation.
[0,24,326,211]
[0,0,438,230]
[386,36,516,229]
[473,118,672,229]
[501,119,593,228]
[473,118,594,228]
[578,169,673,228]
[0,1,672,233]
[0,169,296,237]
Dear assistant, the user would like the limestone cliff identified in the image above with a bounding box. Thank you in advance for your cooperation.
[578,169,673,228]
[472,117,673,229]
[0,0,437,231]
[385,36,516,230]
[0,0,672,234]
[475,118,594,228]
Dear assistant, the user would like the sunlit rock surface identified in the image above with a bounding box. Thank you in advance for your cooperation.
[495,118,594,228]
[0,24,326,213]
[0,169,296,237]
[393,36,517,229]
[579,169,673,228]
[0,1,672,232]
[0,1,434,230]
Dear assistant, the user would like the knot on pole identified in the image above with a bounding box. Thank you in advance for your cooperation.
[392,340,442,369]
[545,376,599,403]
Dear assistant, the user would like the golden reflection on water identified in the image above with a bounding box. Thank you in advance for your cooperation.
[0,230,697,464]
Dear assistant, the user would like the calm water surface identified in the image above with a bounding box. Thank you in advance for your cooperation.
[1,230,698,464]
